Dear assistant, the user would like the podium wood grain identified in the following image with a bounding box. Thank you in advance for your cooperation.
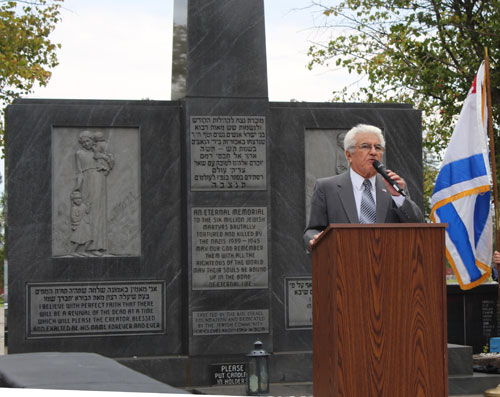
[312,224,447,397]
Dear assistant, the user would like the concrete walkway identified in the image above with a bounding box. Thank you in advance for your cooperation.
[192,383,484,397]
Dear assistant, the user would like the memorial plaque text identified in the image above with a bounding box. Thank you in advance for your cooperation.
[285,277,312,329]
[190,116,266,190]
[192,207,268,290]
[193,310,269,335]
[482,299,497,340]
[27,281,165,338]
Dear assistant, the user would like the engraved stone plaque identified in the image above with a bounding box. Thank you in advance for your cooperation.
[52,127,141,257]
[190,116,266,190]
[192,310,269,336]
[482,299,497,340]
[285,277,312,330]
[27,281,165,338]
[192,207,268,290]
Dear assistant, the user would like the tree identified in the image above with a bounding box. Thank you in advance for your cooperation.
[0,0,63,147]
[307,0,500,157]
[0,0,63,291]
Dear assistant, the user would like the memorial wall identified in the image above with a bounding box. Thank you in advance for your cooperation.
[6,91,423,388]
[7,100,184,358]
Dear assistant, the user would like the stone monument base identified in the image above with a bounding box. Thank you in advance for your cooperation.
[117,350,313,388]
[448,344,500,395]
[118,345,500,394]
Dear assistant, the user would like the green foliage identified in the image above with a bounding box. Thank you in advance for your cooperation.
[0,0,63,147]
[308,0,500,158]
[423,150,439,219]
[0,1,62,288]
[0,191,4,291]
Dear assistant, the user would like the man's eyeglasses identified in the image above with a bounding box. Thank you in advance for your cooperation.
[355,143,385,153]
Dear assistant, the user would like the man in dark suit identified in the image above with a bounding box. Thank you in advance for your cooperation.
[304,124,423,251]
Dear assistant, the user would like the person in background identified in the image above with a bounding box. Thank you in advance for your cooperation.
[493,251,500,281]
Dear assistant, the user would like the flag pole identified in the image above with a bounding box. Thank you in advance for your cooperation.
[484,47,500,396]
[485,48,500,251]
[485,48,500,333]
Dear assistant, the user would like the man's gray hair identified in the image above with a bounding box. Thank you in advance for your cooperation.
[344,124,385,154]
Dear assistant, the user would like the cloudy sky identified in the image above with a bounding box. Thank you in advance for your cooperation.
[26,0,357,102]
[3,1,363,193]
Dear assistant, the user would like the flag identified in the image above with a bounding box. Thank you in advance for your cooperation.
[430,62,492,290]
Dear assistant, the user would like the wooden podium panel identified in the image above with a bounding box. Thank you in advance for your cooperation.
[312,224,447,397]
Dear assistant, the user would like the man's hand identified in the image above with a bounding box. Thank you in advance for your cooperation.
[309,233,321,250]
[383,169,406,196]
[493,250,500,264]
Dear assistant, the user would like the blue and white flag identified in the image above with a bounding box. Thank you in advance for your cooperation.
[431,62,492,290]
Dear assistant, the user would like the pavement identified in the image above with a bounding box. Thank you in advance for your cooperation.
[192,383,485,396]
[192,382,313,396]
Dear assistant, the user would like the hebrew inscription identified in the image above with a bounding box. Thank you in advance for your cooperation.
[52,127,140,257]
[27,281,165,338]
[193,310,269,335]
[190,116,266,190]
[285,277,312,329]
[192,207,268,290]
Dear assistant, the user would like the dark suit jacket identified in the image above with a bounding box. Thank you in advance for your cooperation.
[303,171,423,250]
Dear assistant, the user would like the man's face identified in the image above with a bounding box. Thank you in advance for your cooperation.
[345,132,384,178]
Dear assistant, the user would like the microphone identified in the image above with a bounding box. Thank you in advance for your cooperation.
[372,160,407,197]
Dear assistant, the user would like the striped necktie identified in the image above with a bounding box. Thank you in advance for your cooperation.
[360,179,376,224]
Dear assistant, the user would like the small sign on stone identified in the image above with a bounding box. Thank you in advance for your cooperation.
[211,363,247,386]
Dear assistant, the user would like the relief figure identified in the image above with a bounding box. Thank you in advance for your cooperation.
[335,131,348,175]
[69,189,91,254]
[74,130,114,256]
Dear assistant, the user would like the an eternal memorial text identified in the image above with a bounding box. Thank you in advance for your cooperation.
[192,207,268,290]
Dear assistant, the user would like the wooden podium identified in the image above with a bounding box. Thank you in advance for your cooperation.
[312,224,447,396]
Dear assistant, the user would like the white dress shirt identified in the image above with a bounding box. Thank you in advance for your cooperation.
[350,168,405,220]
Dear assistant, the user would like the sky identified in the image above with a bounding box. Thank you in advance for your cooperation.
[3,0,362,193]
[26,0,355,102]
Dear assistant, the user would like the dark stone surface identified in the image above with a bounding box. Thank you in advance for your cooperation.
[449,372,500,395]
[448,344,473,376]
[447,342,500,395]
[183,98,272,356]
[6,99,184,357]
[0,352,189,393]
[119,351,313,388]
[268,102,423,352]
[117,355,190,388]
[447,283,499,354]
[185,0,268,98]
